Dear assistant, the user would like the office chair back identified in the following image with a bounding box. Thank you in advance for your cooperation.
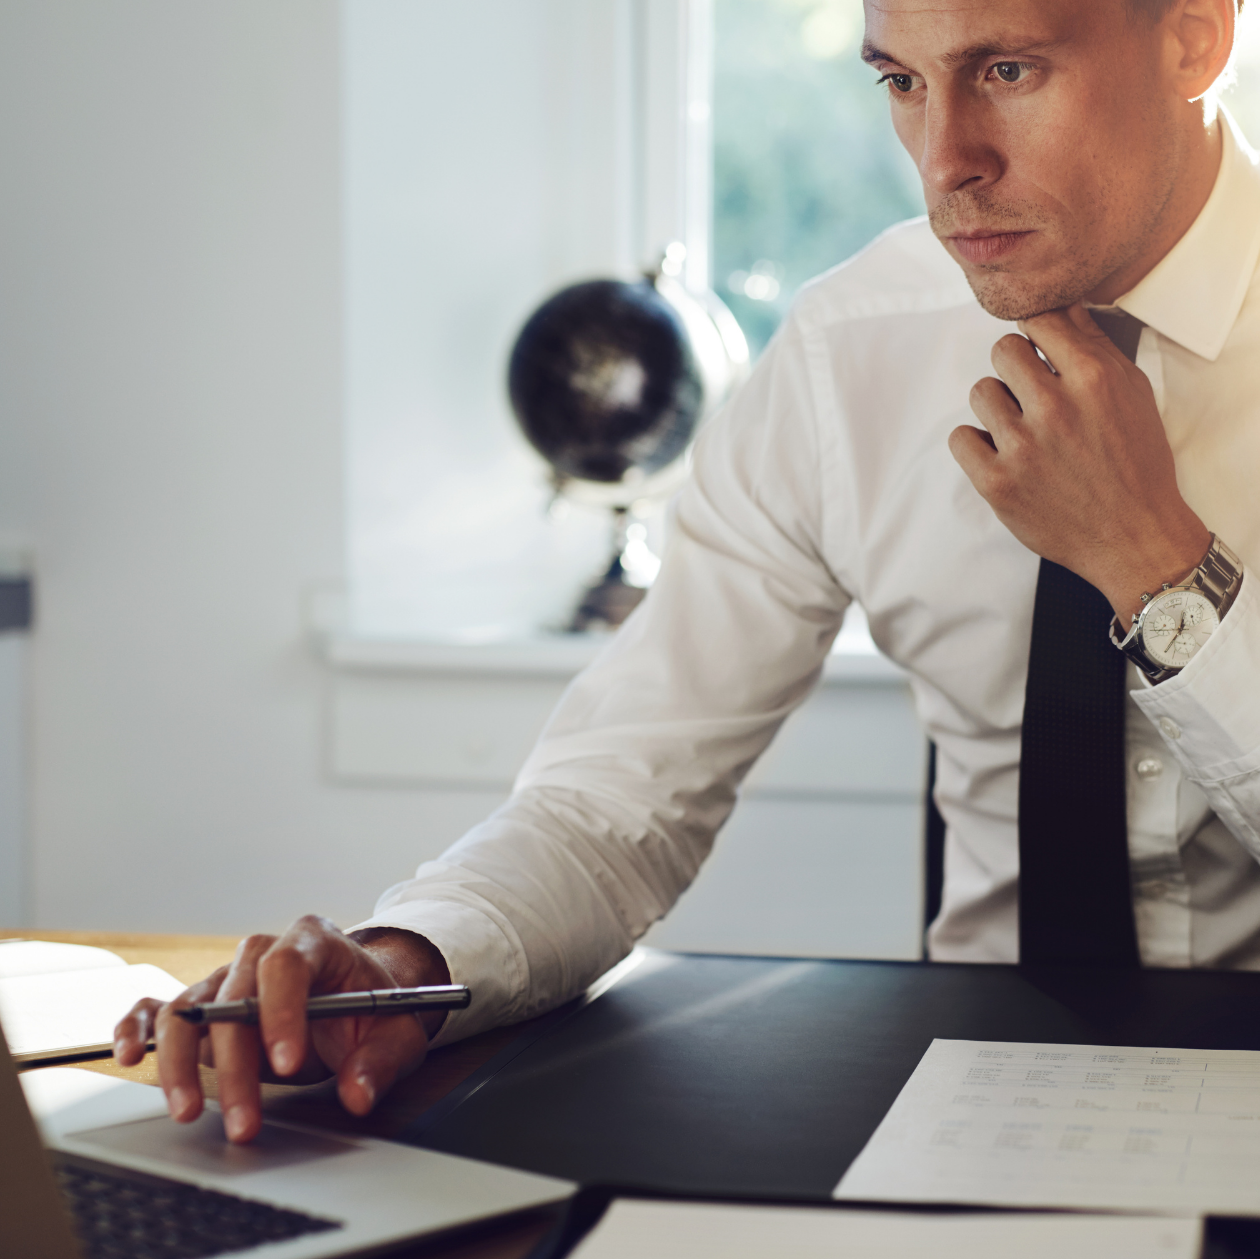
[923,742,946,958]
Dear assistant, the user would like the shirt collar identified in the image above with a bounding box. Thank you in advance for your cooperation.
[1116,108,1260,363]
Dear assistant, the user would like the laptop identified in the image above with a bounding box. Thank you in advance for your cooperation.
[0,1015,573,1259]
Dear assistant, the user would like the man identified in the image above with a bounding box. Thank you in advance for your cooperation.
[118,0,1260,1146]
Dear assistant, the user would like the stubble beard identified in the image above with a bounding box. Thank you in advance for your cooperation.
[930,184,1168,322]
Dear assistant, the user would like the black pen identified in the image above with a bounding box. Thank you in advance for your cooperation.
[175,984,471,1026]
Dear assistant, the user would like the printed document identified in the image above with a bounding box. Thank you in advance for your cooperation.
[569,1199,1199,1259]
[836,1038,1260,1214]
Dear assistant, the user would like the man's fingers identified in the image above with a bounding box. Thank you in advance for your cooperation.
[1064,301,1124,350]
[989,332,1058,404]
[1018,304,1130,372]
[1016,306,1080,366]
[257,916,348,1078]
[949,423,999,487]
[334,1018,430,1117]
[1066,303,1139,368]
[968,375,1022,446]
[1064,301,1107,338]
[146,916,425,1143]
[210,934,277,1144]
[211,1021,263,1144]
[155,967,228,1125]
[113,997,164,1067]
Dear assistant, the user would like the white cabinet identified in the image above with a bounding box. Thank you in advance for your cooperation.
[325,633,926,961]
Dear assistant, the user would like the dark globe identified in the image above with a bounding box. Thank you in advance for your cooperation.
[507,278,704,486]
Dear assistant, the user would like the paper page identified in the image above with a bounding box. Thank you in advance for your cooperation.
[0,939,126,979]
[836,1038,1260,1215]
[570,1199,1200,1259]
[0,963,185,1061]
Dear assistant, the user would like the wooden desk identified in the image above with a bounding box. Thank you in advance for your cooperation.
[13,931,562,1259]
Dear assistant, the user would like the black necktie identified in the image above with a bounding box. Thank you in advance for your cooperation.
[1017,310,1144,967]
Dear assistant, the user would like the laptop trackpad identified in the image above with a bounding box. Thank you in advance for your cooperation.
[69,1112,361,1177]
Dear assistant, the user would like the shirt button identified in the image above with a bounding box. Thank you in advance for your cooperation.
[1159,718,1182,740]
[1135,757,1164,780]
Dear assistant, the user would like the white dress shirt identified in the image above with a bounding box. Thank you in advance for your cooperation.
[355,112,1260,1045]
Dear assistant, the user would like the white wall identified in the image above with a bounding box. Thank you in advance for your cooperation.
[0,0,520,932]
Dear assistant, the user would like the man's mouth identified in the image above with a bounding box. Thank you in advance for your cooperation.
[946,230,1036,265]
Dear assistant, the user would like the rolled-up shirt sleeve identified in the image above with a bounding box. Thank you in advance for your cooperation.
[350,318,851,1045]
[1133,570,1260,857]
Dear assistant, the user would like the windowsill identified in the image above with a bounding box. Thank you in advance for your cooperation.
[321,630,905,686]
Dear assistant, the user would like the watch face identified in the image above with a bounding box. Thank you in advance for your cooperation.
[1142,588,1219,668]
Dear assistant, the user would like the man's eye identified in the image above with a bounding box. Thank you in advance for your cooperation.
[878,73,915,94]
[992,62,1028,84]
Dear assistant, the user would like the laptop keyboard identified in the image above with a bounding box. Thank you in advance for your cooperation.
[55,1156,342,1258]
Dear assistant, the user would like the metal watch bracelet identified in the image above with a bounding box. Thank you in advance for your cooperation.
[1195,535,1246,613]
[1109,534,1244,683]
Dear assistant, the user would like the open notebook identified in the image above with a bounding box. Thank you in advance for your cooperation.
[0,939,185,1062]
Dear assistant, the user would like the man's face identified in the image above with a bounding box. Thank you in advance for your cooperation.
[863,0,1182,319]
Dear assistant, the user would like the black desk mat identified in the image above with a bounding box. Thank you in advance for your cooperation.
[402,951,1260,1200]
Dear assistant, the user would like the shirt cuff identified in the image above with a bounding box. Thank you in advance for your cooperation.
[1132,569,1260,783]
[349,893,525,1049]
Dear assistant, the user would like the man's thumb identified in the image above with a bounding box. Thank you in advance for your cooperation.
[336,1022,427,1115]
[1067,302,1108,339]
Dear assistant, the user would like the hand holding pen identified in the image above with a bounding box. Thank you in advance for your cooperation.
[175,983,470,1025]
[112,917,456,1143]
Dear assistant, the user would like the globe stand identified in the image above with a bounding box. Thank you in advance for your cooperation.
[567,507,654,633]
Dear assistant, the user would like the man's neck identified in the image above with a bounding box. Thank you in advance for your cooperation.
[1089,107,1224,306]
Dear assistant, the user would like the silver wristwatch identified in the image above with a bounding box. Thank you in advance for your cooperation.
[1109,535,1244,683]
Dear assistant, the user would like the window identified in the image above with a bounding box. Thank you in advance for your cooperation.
[713,0,922,356]
[343,0,714,645]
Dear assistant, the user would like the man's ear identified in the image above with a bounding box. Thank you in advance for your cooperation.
[1162,0,1236,101]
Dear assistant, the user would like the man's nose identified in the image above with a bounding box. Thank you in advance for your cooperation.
[917,91,1001,198]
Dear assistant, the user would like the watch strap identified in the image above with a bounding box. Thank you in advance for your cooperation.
[1196,535,1244,616]
[1109,535,1244,682]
